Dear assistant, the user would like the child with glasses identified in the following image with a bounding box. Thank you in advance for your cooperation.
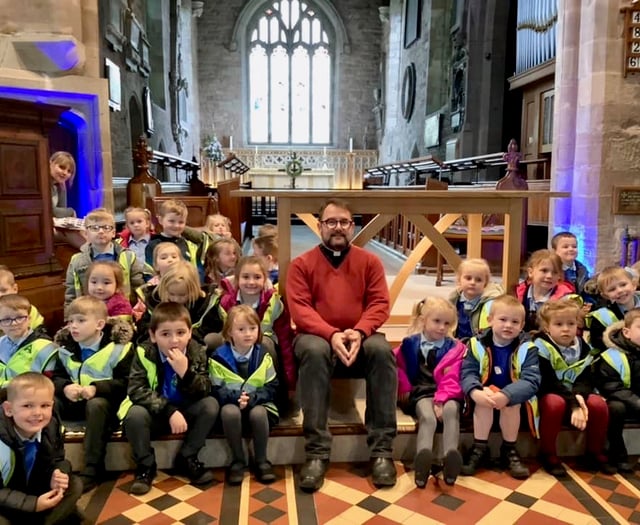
[0,265,47,337]
[0,295,58,387]
[64,208,145,306]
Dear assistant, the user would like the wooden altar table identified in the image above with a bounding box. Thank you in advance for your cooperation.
[231,189,569,310]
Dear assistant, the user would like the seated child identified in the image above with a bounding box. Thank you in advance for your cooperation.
[448,258,503,340]
[133,242,184,322]
[209,305,279,485]
[256,224,278,238]
[136,261,222,345]
[252,234,279,285]
[116,207,154,268]
[596,308,640,472]
[212,256,295,407]
[394,297,465,488]
[551,231,591,298]
[85,261,134,323]
[205,214,233,239]
[588,266,640,353]
[120,302,219,495]
[53,296,134,492]
[0,373,83,524]
[65,208,144,306]
[461,295,540,479]
[516,249,577,332]
[145,200,203,275]
[0,295,57,387]
[204,238,241,289]
[533,300,611,476]
[0,265,45,336]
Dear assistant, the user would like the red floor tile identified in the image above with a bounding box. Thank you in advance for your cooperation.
[314,491,353,523]
[138,513,176,525]
[185,488,223,516]
[515,510,569,525]
[95,489,141,522]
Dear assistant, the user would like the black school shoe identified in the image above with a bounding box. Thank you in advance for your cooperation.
[130,464,157,495]
[443,449,463,485]
[461,443,490,476]
[175,454,215,485]
[227,461,246,485]
[256,461,277,484]
[414,449,432,488]
[500,447,530,479]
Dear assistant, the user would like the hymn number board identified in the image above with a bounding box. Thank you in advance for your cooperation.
[624,9,640,76]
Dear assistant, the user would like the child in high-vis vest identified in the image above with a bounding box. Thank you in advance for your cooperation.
[0,373,83,523]
[120,302,219,496]
[0,295,57,387]
[533,300,611,476]
[64,208,144,306]
[588,266,640,353]
[596,308,640,472]
[460,295,540,479]
[448,258,503,341]
[53,296,134,493]
[209,305,279,485]
[394,297,465,488]
[0,266,46,337]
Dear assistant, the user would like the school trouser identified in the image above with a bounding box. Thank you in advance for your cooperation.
[539,393,608,458]
[123,396,219,469]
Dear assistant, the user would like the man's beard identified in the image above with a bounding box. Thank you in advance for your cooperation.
[325,232,349,251]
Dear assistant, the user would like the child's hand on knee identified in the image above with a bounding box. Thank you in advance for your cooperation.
[570,407,587,431]
[490,392,509,410]
[36,488,64,511]
[63,383,82,402]
[434,403,443,420]
[169,410,188,434]
[471,388,497,408]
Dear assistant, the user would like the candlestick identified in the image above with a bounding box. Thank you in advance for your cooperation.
[254,146,258,155]
[323,146,327,156]
[229,136,233,150]
[349,138,353,152]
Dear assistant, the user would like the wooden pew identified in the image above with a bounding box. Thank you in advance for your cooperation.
[216,177,252,243]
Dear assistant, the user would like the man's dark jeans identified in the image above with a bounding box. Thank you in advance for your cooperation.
[294,333,397,459]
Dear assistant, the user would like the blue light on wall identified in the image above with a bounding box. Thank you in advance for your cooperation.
[34,41,80,71]
[0,86,103,216]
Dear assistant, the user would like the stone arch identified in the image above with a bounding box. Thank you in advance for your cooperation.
[228,0,351,54]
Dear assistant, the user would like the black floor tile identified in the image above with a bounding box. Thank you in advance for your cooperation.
[505,491,537,508]
[253,487,285,504]
[251,505,286,523]
[357,495,390,514]
[432,493,465,511]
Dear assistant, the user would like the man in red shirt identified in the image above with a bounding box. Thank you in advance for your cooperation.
[287,198,397,492]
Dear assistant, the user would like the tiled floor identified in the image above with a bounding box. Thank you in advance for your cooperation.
[80,459,640,524]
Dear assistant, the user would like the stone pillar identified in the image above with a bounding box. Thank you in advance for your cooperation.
[551,0,640,271]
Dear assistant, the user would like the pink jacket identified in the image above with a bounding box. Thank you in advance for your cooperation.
[394,335,465,405]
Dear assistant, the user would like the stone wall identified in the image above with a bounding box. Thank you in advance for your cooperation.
[196,0,384,153]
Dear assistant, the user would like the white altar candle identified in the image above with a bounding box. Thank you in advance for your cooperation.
[255,146,258,155]
[349,138,353,152]
[323,146,327,156]
[229,136,233,150]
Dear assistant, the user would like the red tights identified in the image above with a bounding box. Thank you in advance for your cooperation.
[539,393,608,457]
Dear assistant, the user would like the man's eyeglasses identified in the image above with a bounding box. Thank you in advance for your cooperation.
[86,224,115,232]
[0,315,28,327]
[320,219,353,229]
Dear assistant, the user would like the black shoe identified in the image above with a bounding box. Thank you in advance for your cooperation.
[501,447,530,479]
[130,464,156,495]
[443,449,463,485]
[175,454,215,485]
[461,444,490,476]
[371,457,397,488]
[256,461,276,484]
[579,454,616,475]
[299,458,328,492]
[414,449,432,488]
[540,455,567,477]
[227,461,245,485]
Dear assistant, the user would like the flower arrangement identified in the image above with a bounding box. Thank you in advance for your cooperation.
[202,134,223,161]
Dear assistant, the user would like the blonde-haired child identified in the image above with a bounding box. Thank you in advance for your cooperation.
[257,224,278,238]
[53,296,134,491]
[394,297,465,487]
[117,207,154,267]
[516,249,577,332]
[209,304,279,485]
[597,308,640,472]
[132,242,184,322]
[214,256,295,406]
[252,234,279,285]
[205,214,232,239]
[0,265,45,336]
[461,295,540,479]
[587,266,640,352]
[449,258,503,340]
[50,151,76,218]
[85,261,133,322]
[533,300,611,476]
[136,261,222,344]
[204,238,241,288]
